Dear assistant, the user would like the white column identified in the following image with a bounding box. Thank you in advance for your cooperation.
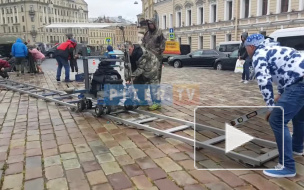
[13,7,15,23]
[288,0,292,12]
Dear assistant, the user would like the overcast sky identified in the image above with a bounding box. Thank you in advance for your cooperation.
[85,0,142,22]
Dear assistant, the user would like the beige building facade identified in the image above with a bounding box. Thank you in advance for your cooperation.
[151,0,304,51]
[115,24,138,48]
[0,0,88,45]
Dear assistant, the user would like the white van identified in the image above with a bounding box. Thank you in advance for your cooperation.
[218,41,242,54]
[269,27,304,53]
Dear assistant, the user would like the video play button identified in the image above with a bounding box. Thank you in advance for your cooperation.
[225,123,254,153]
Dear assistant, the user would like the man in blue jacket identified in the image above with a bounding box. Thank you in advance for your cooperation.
[245,34,304,178]
[11,38,28,76]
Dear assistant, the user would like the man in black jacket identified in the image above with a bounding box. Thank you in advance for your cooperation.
[238,32,251,84]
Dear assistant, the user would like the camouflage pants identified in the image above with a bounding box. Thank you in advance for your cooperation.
[156,55,163,83]
[133,75,160,104]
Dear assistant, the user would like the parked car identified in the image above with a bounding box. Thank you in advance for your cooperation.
[218,41,241,55]
[45,43,83,58]
[214,50,239,70]
[168,49,226,68]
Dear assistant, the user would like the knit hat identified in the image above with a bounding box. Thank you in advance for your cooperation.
[244,34,265,47]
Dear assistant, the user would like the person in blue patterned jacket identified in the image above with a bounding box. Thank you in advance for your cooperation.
[245,34,304,178]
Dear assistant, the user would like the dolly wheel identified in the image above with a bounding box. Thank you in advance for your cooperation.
[95,106,104,116]
[124,99,134,111]
[77,100,86,112]
[86,99,93,109]
[104,106,111,114]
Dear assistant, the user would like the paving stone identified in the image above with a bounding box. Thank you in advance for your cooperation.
[131,175,153,189]
[25,167,43,180]
[26,148,42,157]
[136,157,158,169]
[63,159,80,170]
[126,148,146,159]
[99,133,115,142]
[110,146,127,156]
[45,165,64,180]
[101,161,122,175]
[240,174,280,190]
[61,152,77,160]
[270,178,303,190]
[41,134,55,141]
[154,178,182,190]
[205,182,233,190]
[157,143,180,155]
[144,167,167,181]
[78,152,95,162]
[90,145,110,155]
[9,148,25,156]
[145,148,166,159]
[69,180,91,190]
[184,184,207,190]
[57,137,72,145]
[0,152,7,161]
[108,172,133,190]
[47,178,69,190]
[116,154,135,166]
[7,154,24,164]
[59,144,74,153]
[92,183,114,190]
[212,170,246,188]
[82,161,102,172]
[179,160,196,170]
[123,164,144,177]
[5,162,23,175]
[96,153,115,164]
[43,148,58,158]
[26,156,41,169]
[42,140,57,150]
[154,157,182,172]
[75,144,91,153]
[189,170,220,184]
[105,140,120,148]
[198,160,223,169]
[44,155,61,167]
[169,152,190,161]
[119,140,137,149]
[136,140,155,150]
[24,178,44,190]
[66,168,86,183]
[86,170,108,185]
[169,171,198,186]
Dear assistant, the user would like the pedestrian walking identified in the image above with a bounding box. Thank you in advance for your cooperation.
[11,38,28,76]
[245,33,304,178]
[142,18,166,83]
[54,38,77,82]
[29,45,45,74]
[238,32,251,84]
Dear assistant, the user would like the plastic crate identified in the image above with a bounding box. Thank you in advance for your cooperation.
[75,73,85,82]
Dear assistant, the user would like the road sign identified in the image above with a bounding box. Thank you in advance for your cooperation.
[169,33,175,40]
[169,28,174,33]
[105,37,112,44]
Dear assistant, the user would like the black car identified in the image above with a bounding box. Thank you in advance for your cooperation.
[168,49,226,68]
[45,43,83,58]
[213,50,238,70]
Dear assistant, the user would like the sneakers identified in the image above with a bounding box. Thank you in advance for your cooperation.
[148,103,161,111]
[239,80,244,83]
[56,79,60,82]
[64,79,73,83]
[243,80,249,84]
[263,164,296,178]
[293,151,303,156]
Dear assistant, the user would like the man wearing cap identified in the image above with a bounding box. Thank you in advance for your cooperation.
[55,38,77,82]
[245,33,304,178]
[142,18,166,83]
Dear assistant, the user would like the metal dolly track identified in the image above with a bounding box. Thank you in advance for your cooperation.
[0,79,279,167]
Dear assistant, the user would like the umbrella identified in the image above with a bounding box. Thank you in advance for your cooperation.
[0,36,24,44]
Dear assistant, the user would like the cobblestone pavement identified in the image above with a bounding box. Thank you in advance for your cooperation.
[0,61,303,190]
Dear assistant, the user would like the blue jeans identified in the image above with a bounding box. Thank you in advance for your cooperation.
[56,56,70,80]
[242,58,251,80]
[269,79,304,172]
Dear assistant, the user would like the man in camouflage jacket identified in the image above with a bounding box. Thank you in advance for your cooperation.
[126,41,161,110]
[142,18,166,83]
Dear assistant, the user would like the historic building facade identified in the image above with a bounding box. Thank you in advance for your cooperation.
[149,0,304,50]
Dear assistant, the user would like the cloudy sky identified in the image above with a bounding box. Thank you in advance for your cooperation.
[85,0,142,22]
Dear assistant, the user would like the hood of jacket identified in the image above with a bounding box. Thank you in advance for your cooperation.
[147,18,159,34]
[241,32,248,42]
[258,38,280,48]
[67,39,77,48]
[16,38,23,43]
[107,45,113,52]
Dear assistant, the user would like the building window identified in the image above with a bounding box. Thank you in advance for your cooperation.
[30,5,33,11]
[162,15,167,29]
[244,0,250,18]
[198,7,204,24]
[8,27,10,33]
[281,0,289,12]
[14,6,16,13]
[210,4,217,23]
[186,9,192,26]
[23,26,25,32]
[176,11,182,27]
[12,27,14,33]
[3,27,5,33]
[199,36,203,49]
[226,34,232,41]
[211,35,216,49]
[11,17,13,23]
[169,14,173,28]
[31,17,34,22]
[226,1,233,20]
[178,37,181,45]
[15,16,17,23]
[21,5,24,12]
[16,27,18,33]
[3,17,5,24]
[188,37,192,51]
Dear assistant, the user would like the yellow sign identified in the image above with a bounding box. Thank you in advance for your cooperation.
[163,41,181,54]
[105,37,112,44]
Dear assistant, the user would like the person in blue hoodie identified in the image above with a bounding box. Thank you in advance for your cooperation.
[11,38,28,76]
[104,45,116,65]
[245,34,304,178]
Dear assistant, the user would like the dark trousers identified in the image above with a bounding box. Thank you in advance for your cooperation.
[0,68,9,78]
[15,57,25,73]
[242,59,251,80]
[70,59,78,72]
